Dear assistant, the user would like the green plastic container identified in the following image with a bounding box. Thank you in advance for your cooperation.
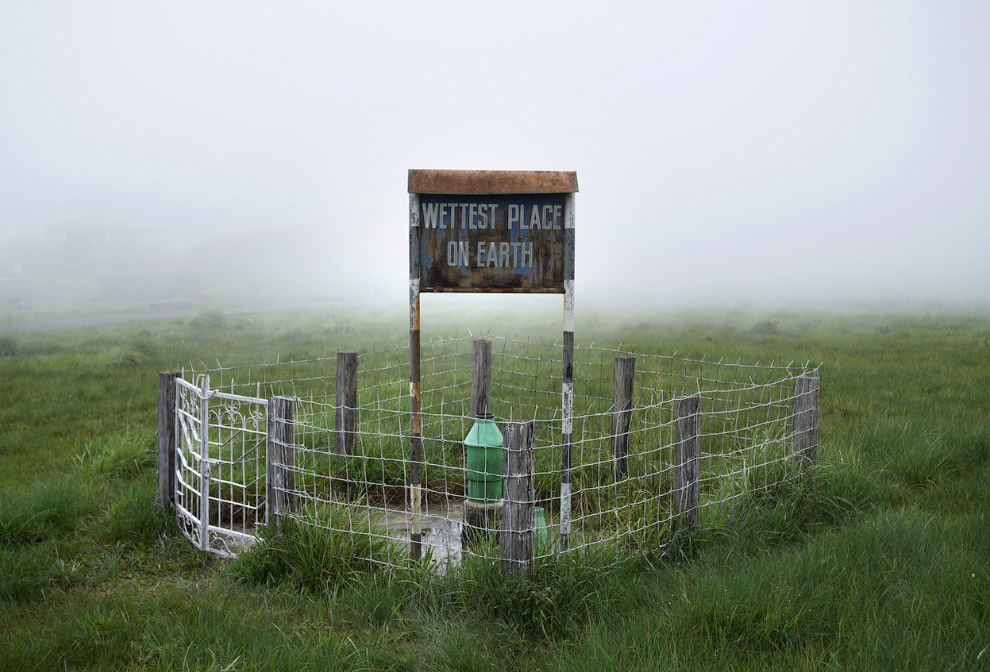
[464,415,503,502]
[534,506,549,555]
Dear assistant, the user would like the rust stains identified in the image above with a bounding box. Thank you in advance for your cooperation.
[409,169,578,195]
[415,193,568,293]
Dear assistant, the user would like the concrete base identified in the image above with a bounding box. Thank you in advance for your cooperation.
[461,500,501,553]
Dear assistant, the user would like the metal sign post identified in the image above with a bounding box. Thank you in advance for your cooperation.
[408,169,578,559]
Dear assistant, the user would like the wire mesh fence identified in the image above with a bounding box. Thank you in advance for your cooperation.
[165,335,820,571]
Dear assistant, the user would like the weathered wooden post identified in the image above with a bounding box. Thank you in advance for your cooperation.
[266,396,296,530]
[501,420,536,577]
[335,352,358,457]
[611,356,636,480]
[792,376,820,467]
[673,396,702,529]
[463,340,498,551]
[156,371,181,511]
[470,339,493,418]
[408,189,423,562]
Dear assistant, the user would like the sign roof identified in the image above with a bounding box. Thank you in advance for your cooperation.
[408,169,578,195]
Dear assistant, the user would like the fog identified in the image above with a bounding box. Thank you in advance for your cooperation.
[2,1,988,320]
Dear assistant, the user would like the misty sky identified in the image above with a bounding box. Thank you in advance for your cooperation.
[1,1,988,309]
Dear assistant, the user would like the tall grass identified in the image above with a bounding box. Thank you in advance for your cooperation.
[231,502,393,590]
[73,428,156,479]
[1,309,988,670]
[0,477,92,545]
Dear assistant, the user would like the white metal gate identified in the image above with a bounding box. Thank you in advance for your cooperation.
[174,375,267,557]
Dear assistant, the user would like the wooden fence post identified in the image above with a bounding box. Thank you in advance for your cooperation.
[464,340,498,550]
[156,371,181,511]
[501,420,536,577]
[611,356,636,480]
[266,396,296,529]
[792,376,820,467]
[335,352,358,456]
[674,396,702,528]
[470,339,493,418]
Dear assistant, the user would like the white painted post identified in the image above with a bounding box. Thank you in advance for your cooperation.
[198,375,211,551]
[560,190,575,550]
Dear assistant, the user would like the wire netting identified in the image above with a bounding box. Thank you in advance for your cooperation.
[178,335,820,570]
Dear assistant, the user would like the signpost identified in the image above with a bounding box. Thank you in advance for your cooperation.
[408,169,578,559]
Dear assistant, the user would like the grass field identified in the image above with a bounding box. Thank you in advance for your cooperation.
[1,308,988,670]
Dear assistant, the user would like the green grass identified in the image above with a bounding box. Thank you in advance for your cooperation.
[232,502,394,591]
[1,308,989,670]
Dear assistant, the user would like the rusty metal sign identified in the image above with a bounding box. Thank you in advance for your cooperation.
[409,170,577,294]
[406,169,578,559]
[416,194,567,292]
